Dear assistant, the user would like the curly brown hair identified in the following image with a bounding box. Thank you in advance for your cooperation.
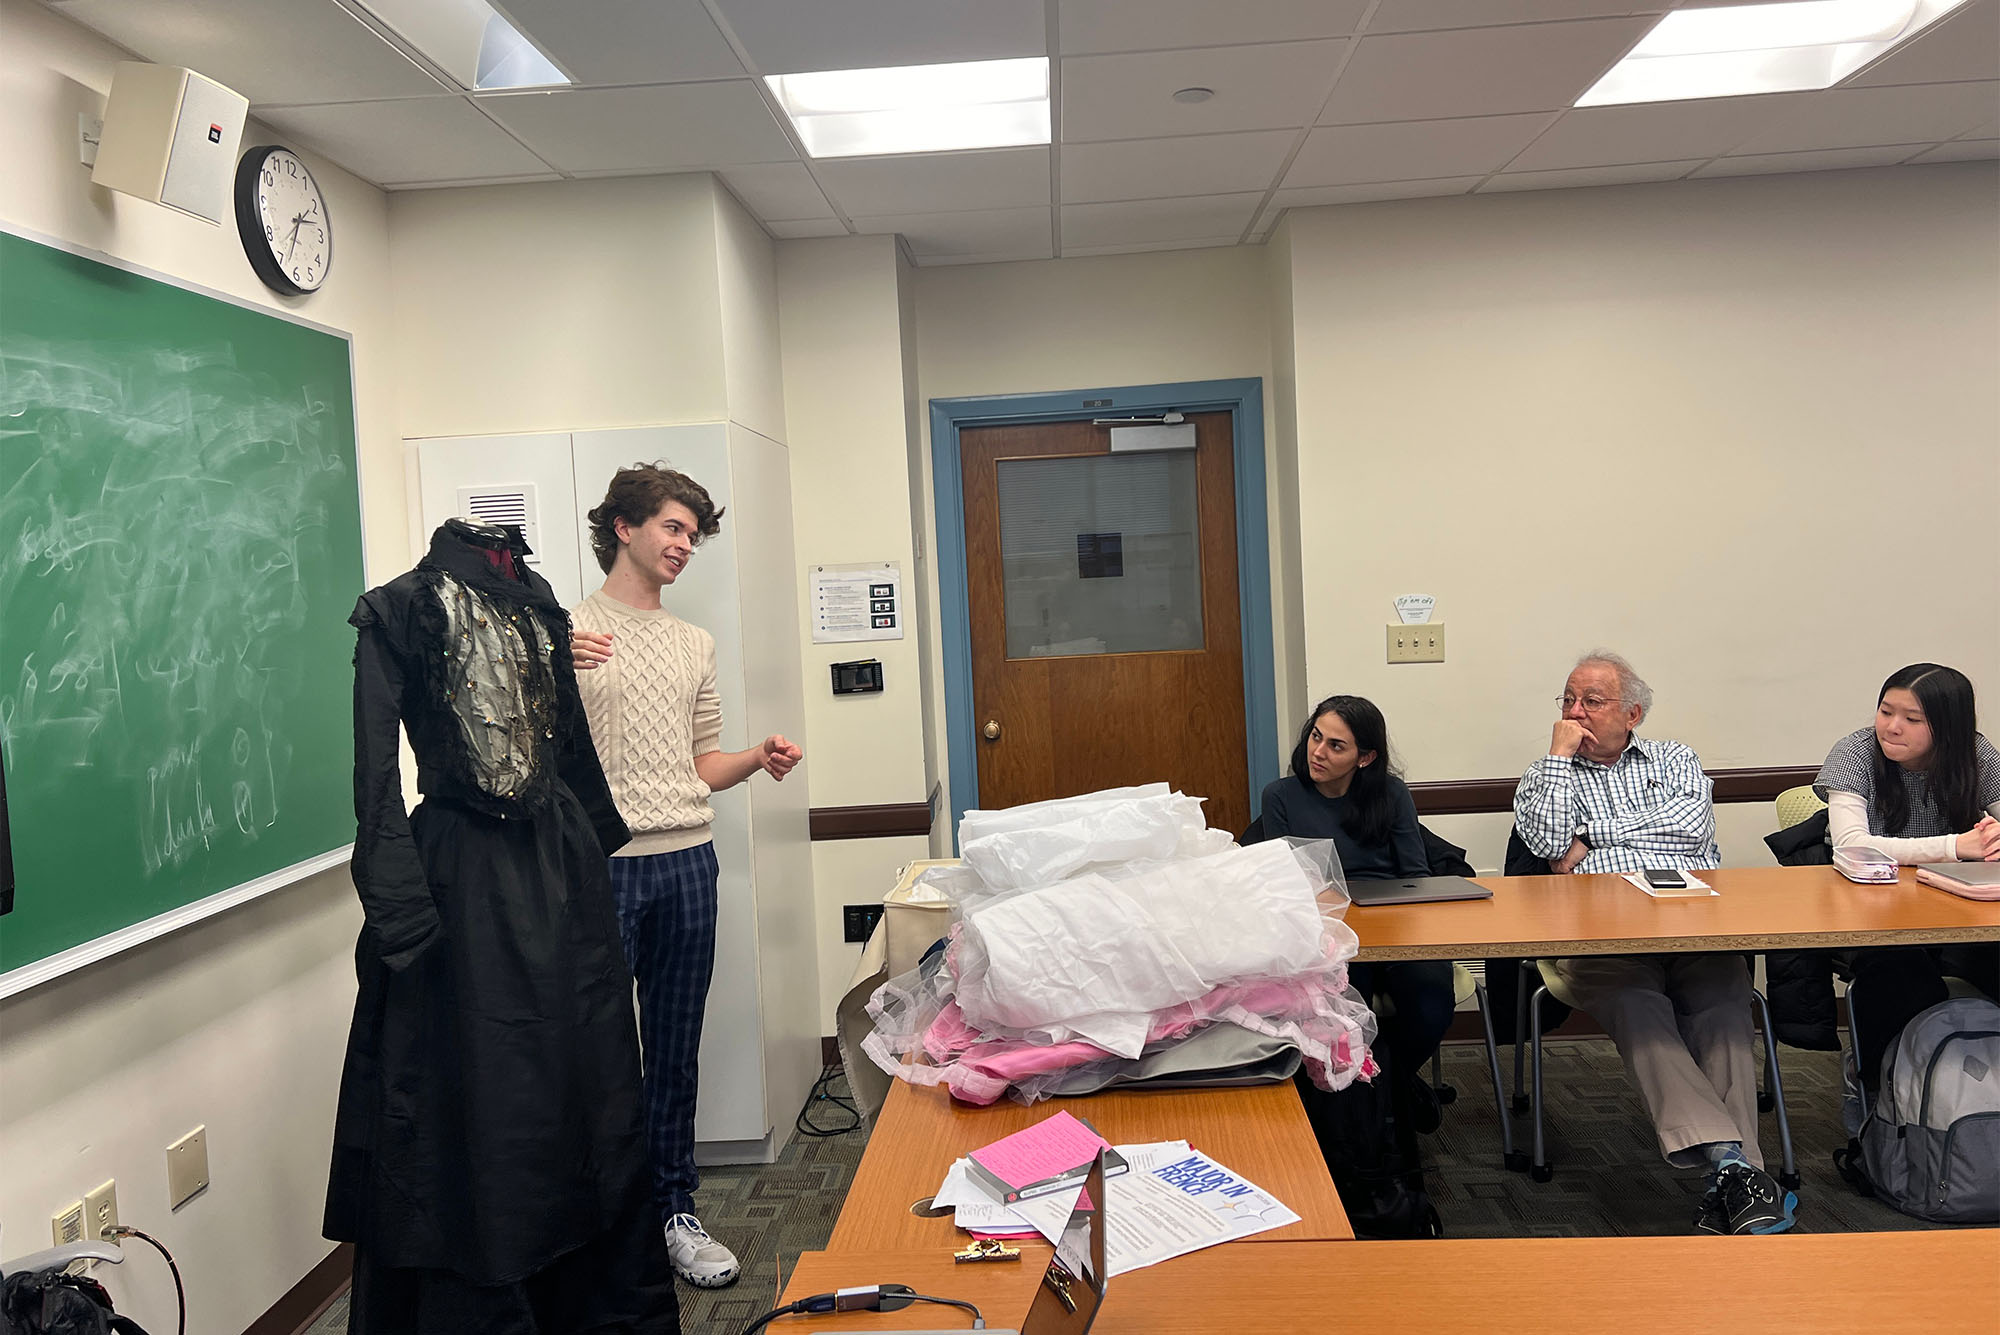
[586,463,724,573]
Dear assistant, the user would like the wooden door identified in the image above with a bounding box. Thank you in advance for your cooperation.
[960,411,1250,835]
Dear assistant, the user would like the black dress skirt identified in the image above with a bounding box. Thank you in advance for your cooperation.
[325,520,677,1333]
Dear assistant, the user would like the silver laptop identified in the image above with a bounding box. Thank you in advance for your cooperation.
[827,1149,1108,1335]
[1918,862,2000,886]
[1348,875,1494,906]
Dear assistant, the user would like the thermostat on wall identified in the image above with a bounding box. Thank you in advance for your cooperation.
[831,659,884,695]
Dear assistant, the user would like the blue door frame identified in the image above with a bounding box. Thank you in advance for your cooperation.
[929,377,1278,847]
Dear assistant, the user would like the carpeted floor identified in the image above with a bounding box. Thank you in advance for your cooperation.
[308,1041,1949,1335]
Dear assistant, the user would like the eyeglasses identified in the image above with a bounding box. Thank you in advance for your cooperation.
[1559,695,1626,714]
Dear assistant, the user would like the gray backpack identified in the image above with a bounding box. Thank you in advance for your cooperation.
[1851,996,2000,1223]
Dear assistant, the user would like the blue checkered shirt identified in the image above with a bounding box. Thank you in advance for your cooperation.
[1514,734,1720,874]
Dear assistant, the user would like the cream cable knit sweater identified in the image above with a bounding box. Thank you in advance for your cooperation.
[571,591,723,856]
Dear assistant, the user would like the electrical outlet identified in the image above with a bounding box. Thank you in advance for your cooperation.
[842,903,884,943]
[168,1125,211,1209]
[1387,623,1446,664]
[51,1200,85,1247]
[84,1179,118,1240]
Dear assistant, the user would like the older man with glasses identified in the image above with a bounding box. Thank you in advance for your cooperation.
[1513,650,1797,1236]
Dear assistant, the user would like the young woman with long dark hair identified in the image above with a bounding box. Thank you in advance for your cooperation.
[1816,663,2000,1089]
[1258,695,1453,1132]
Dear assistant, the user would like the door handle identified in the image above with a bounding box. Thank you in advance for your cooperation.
[982,720,1001,741]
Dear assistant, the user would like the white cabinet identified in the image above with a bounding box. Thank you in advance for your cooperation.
[409,424,817,1164]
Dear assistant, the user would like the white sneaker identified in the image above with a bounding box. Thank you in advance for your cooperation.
[665,1213,739,1289]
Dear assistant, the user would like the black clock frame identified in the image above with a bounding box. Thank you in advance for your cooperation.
[234,144,330,296]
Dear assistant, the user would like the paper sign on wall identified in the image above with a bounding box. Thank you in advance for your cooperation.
[1394,595,1435,625]
[811,561,904,643]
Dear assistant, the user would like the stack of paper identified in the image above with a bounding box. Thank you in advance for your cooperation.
[931,1138,1299,1277]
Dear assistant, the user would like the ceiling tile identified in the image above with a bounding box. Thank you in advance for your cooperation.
[1908,137,2000,162]
[494,0,744,86]
[479,82,796,172]
[1507,93,1808,170]
[259,96,551,184]
[55,0,446,105]
[1062,42,1348,142]
[815,148,1050,217]
[1063,236,1245,257]
[1693,144,1931,177]
[1271,177,1481,208]
[1850,0,2000,87]
[1060,193,1264,247]
[713,0,1044,74]
[1320,18,1654,124]
[851,205,1053,261]
[767,218,853,238]
[1286,114,1555,186]
[1479,158,1702,191]
[1369,1,1673,32]
[1060,131,1298,203]
[1731,81,2000,154]
[1059,0,1369,55]
[720,163,837,220]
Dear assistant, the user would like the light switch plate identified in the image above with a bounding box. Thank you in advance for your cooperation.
[1387,623,1446,664]
[167,1125,210,1209]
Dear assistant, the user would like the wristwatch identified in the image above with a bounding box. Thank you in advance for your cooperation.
[1573,822,1593,850]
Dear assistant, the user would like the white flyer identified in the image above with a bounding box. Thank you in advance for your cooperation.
[1102,1145,1299,1277]
[810,561,903,643]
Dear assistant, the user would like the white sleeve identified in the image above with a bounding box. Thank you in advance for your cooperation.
[1825,788,1959,864]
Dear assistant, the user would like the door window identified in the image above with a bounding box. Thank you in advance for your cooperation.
[995,451,1204,659]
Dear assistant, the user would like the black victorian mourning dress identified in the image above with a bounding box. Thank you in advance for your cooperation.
[327,520,678,1334]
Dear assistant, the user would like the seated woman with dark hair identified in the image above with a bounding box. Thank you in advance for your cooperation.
[1258,695,1454,1133]
[1818,662,2000,1093]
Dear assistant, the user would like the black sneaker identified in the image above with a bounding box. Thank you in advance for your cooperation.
[1693,1177,1728,1234]
[1716,1160,1797,1235]
[1396,1072,1443,1136]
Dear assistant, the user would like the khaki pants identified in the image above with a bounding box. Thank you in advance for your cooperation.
[1550,953,1762,1169]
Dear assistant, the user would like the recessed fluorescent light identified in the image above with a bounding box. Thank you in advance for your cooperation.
[765,58,1050,158]
[350,0,570,91]
[1577,0,1968,106]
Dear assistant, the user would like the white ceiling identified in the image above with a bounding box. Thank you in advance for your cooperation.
[43,0,2000,265]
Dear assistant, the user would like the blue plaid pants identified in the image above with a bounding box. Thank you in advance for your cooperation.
[607,841,720,1224]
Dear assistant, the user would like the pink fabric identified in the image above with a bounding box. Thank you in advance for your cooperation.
[914,946,1371,1105]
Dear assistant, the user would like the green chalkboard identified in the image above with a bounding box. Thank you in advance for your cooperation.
[0,229,364,984]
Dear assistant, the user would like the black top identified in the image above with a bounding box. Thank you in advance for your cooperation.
[1258,772,1427,881]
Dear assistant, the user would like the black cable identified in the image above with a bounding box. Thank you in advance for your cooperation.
[905,1292,985,1325]
[106,1226,185,1335]
[795,1063,862,1138]
[738,1283,984,1333]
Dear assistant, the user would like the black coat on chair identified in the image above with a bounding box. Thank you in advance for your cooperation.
[1764,809,1843,1050]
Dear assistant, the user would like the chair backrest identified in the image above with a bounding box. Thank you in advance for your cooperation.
[1774,785,1827,831]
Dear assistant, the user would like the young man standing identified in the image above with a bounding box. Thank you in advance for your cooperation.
[570,464,802,1289]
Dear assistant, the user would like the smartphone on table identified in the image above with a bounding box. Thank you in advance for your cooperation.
[1642,868,1688,890]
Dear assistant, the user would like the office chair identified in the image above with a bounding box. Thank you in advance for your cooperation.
[1773,784,1828,831]
[1512,959,1800,1189]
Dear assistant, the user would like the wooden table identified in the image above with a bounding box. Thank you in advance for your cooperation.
[1350,865,2000,962]
[826,1077,1351,1252]
[778,1231,2000,1333]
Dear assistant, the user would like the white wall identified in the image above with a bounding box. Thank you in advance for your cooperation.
[776,235,933,1026]
[0,1,402,1328]
[715,186,788,447]
[1283,163,2000,870]
[390,174,728,440]
[909,246,1290,825]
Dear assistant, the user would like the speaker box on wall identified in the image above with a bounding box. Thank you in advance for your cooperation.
[90,62,248,226]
